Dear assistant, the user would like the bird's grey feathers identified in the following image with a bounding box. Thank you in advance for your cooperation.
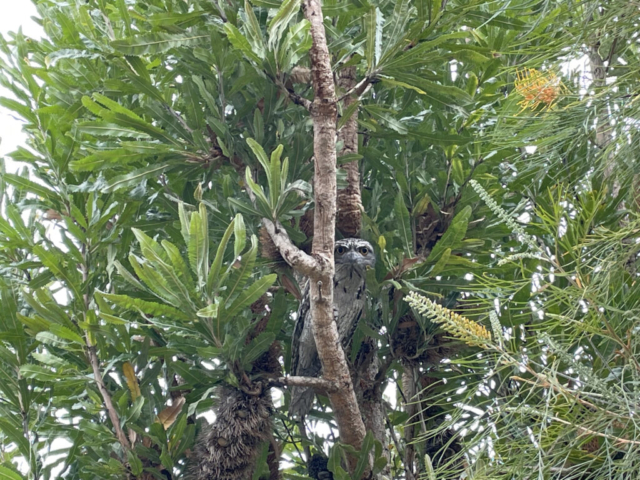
[290,238,375,417]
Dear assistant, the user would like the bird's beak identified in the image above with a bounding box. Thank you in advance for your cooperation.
[342,251,361,264]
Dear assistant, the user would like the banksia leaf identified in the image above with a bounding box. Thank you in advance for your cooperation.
[157,397,185,429]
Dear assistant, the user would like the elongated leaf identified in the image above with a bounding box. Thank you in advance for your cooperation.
[394,190,413,257]
[102,161,173,193]
[243,332,276,364]
[111,33,208,55]
[3,173,57,203]
[97,291,192,322]
[223,273,277,320]
[267,0,301,49]
[430,248,451,277]
[76,121,152,139]
[32,245,83,301]
[425,205,472,264]
[233,214,246,258]
[123,362,141,400]
[188,203,210,285]
[0,465,24,480]
[206,216,237,296]
[223,24,262,64]
[223,235,258,306]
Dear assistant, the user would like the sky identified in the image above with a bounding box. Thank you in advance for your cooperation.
[0,1,44,165]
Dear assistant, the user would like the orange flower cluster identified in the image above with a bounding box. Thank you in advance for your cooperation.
[514,68,566,112]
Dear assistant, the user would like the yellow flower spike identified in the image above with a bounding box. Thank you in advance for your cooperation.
[514,67,567,113]
[406,291,492,347]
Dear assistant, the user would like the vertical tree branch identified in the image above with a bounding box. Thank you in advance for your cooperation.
[587,43,617,195]
[263,0,367,470]
[337,66,363,237]
[263,0,366,469]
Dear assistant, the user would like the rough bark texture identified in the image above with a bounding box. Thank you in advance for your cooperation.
[402,367,418,480]
[336,66,363,237]
[588,44,617,196]
[355,339,391,476]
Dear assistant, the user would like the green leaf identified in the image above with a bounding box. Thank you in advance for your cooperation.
[222,235,258,307]
[224,24,262,64]
[267,0,301,49]
[353,431,375,480]
[243,332,276,364]
[394,190,412,257]
[49,324,84,344]
[224,274,277,320]
[188,203,210,285]
[3,174,57,203]
[207,216,237,296]
[97,291,192,322]
[430,248,451,277]
[269,144,283,210]
[103,161,174,193]
[0,465,25,480]
[32,245,83,301]
[364,7,377,71]
[197,303,219,318]
[111,33,208,55]
[425,206,472,264]
[234,214,247,258]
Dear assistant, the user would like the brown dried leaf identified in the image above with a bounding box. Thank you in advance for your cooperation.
[157,396,186,429]
[123,362,141,400]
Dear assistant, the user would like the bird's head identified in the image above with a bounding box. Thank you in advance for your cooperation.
[334,238,376,272]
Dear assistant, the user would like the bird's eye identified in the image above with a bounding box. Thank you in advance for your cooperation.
[336,246,346,255]
[358,246,369,255]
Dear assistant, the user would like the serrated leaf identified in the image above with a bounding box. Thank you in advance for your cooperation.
[234,214,246,258]
[49,324,84,344]
[430,248,451,277]
[97,291,192,322]
[224,274,277,320]
[188,203,210,285]
[197,303,219,318]
[223,235,258,307]
[102,162,173,193]
[111,33,208,55]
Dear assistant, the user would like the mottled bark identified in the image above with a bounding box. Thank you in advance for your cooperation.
[402,367,418,480]
[355,339,390,476]
[588,44,617,196]
[337,66,363,237]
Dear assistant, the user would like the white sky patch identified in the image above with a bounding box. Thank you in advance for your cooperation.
[0,2,44,173]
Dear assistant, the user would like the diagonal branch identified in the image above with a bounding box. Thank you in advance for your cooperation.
[262,219,318,277]
[87,345,131,451]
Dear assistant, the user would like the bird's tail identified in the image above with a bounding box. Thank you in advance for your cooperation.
[290,386,315,418]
